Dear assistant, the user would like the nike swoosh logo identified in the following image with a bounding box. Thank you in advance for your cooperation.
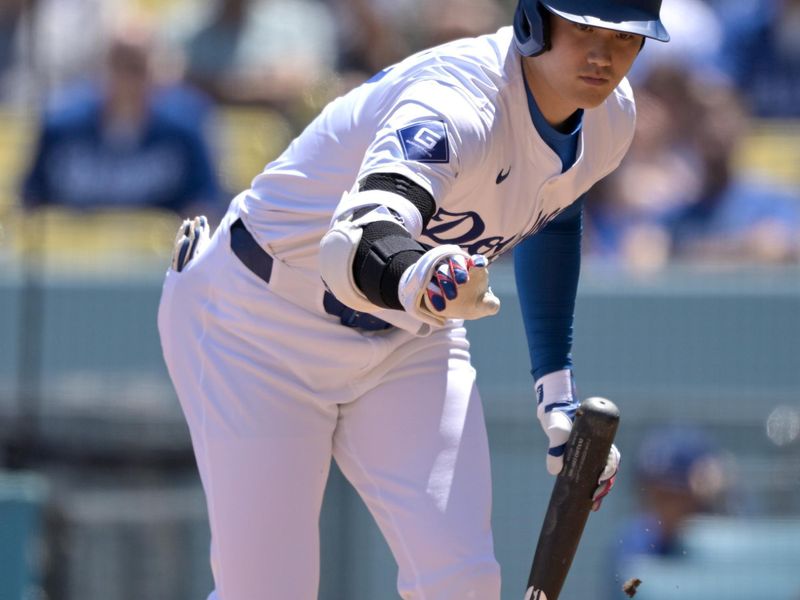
[496,167,511,184]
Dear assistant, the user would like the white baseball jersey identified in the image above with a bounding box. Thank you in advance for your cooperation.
[240,26,635,272]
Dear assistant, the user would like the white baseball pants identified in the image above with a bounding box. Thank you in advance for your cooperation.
[158,211,501,599]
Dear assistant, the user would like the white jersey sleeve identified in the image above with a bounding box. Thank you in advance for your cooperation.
[356,79,493,211]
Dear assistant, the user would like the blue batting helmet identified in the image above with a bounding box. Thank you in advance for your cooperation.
[513,0,670,57]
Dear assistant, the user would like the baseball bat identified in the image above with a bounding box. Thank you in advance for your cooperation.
[524,396,620,600]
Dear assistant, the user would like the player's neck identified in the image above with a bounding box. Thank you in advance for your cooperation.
[521,56,579,131]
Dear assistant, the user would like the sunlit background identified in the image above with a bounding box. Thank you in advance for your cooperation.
[0,0,798,599]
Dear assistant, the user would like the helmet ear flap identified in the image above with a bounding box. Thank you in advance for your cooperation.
[513,0,552,57]
[534,3,552,56]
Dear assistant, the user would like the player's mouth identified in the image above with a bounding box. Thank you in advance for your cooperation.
[578,75,610,86]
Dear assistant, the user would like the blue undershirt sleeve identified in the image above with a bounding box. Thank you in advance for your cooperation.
[513,196,584,381]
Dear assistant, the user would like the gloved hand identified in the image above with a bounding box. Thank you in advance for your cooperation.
[171,215,210,272]
[398,244,500,325]
[535,369,620,511]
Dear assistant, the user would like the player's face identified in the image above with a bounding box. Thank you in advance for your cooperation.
[524,14,643,127]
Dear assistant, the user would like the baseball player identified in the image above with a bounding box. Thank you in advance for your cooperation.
[158,1,669,598]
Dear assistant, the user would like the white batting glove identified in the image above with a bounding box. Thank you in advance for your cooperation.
[535,369,620,511]
[171,215,210,272]
[398,244,500,326]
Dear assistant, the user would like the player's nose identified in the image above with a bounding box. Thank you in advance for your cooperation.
[585,36,613,68]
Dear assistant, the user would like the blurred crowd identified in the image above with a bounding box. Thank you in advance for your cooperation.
[1,0,799,267]
[587,0,800,270]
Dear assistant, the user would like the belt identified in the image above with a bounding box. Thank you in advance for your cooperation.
[230,218,393,331]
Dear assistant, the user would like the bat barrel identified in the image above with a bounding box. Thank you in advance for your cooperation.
[526,397,620,600]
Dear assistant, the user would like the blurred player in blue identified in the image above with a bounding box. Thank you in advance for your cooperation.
[610,426,728,598]
[159,1,670,598]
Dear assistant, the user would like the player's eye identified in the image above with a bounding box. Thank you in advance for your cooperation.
[616,32,635,41]
[575,23,593,32]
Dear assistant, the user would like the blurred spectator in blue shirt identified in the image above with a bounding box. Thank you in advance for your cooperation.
[585,61,800,268]
[709,0,800,118]
[663,170,800,265]
[21,23,222,219]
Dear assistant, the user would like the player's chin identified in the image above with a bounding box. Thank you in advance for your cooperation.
[574,87,615,109]
[574,78,619,107]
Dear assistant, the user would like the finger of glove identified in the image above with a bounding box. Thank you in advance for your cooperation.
[450,254,470,284]
[439,255,470,295]
[591,474,617,512]
[174,218,192,246]
[591,445,621,511]
[425,256,468,311]
[467,254,488,270]
[172,219,192,271]
[187,217,210,258]
[437,261,461,299]
[193,216,210,242]
[597,444,621,485]
[173,237,192,272]
[425,279,447,311]
[186,230,202,261]
[542,411,572,476]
